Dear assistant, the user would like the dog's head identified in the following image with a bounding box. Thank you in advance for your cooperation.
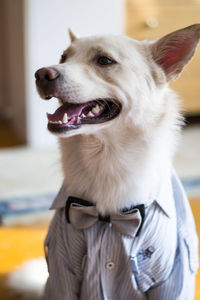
[35,25,200,137]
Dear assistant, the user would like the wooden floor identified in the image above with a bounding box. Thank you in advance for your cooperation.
[190,198,200,300]
[0,223,48,300]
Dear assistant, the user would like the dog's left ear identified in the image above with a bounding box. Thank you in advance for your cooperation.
[68,28,79,42]
[151,24,200,81]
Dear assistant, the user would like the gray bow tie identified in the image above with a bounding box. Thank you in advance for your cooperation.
[65,197,145,237]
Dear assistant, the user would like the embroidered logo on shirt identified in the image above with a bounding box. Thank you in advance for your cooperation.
[138,246,155,260]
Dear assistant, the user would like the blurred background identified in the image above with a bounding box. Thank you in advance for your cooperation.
[0,0,199,299]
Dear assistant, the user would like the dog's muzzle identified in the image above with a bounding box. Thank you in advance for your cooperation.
[35,67,122,134]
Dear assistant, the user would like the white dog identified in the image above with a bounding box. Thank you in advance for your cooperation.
[35,25,199,300]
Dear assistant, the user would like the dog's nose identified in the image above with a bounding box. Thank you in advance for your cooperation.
[35,67,60,82]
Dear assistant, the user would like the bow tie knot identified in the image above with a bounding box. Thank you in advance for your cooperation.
[65,197,145,237]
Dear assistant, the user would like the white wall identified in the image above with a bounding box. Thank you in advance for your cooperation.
[24,0,125,148]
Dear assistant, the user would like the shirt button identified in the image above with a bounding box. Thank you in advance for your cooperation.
[106,262,115,269]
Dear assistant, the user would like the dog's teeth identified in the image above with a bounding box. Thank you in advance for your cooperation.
[92,108,97,114]
[81,113,86,118]
[58,120,62,124]
[92,105,100,114]
[87,111,95,117]
[49,120,59,124]
[63,113,68,123]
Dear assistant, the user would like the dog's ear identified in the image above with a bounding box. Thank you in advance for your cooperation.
[151,24,200,81]
[68,28,79,42]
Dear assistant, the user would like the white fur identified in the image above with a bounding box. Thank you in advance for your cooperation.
[59,90,181,214]
[37,25,200,215]
[55,36,184,214]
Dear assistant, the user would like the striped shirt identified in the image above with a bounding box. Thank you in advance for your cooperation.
[44,170,199,300]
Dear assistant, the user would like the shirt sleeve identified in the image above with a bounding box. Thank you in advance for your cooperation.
[145,237,196,300]
[171,168,199,274]
[145,169,198,300]
[43,209,82,300]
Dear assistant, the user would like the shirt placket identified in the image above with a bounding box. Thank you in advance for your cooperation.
[81,223,105,300]
[100,226,146,300]
[100,224,114,300]
[100,223,127,300]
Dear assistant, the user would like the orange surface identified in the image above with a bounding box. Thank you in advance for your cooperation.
[190,199,200,300]
[0,227,47,273]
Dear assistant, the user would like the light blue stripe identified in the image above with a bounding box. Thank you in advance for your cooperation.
[181,177,200,188]
[0,193,56,217]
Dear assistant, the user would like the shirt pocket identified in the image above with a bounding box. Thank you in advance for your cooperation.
[130,246,176,293]
[183,231,199,274]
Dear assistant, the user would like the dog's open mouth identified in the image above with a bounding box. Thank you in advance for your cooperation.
[47,99,121,133]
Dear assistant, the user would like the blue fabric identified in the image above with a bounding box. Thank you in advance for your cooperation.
[44,169,199,300]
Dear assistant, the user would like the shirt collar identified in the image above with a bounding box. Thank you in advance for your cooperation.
[153,176,175,218]
[50,183,68,210]
[50,174,175,218]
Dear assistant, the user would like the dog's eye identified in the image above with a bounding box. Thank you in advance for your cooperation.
[60,54,67,64]
[97,56,116,66]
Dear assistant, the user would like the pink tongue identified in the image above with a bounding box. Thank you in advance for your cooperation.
[47,103,87,122]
